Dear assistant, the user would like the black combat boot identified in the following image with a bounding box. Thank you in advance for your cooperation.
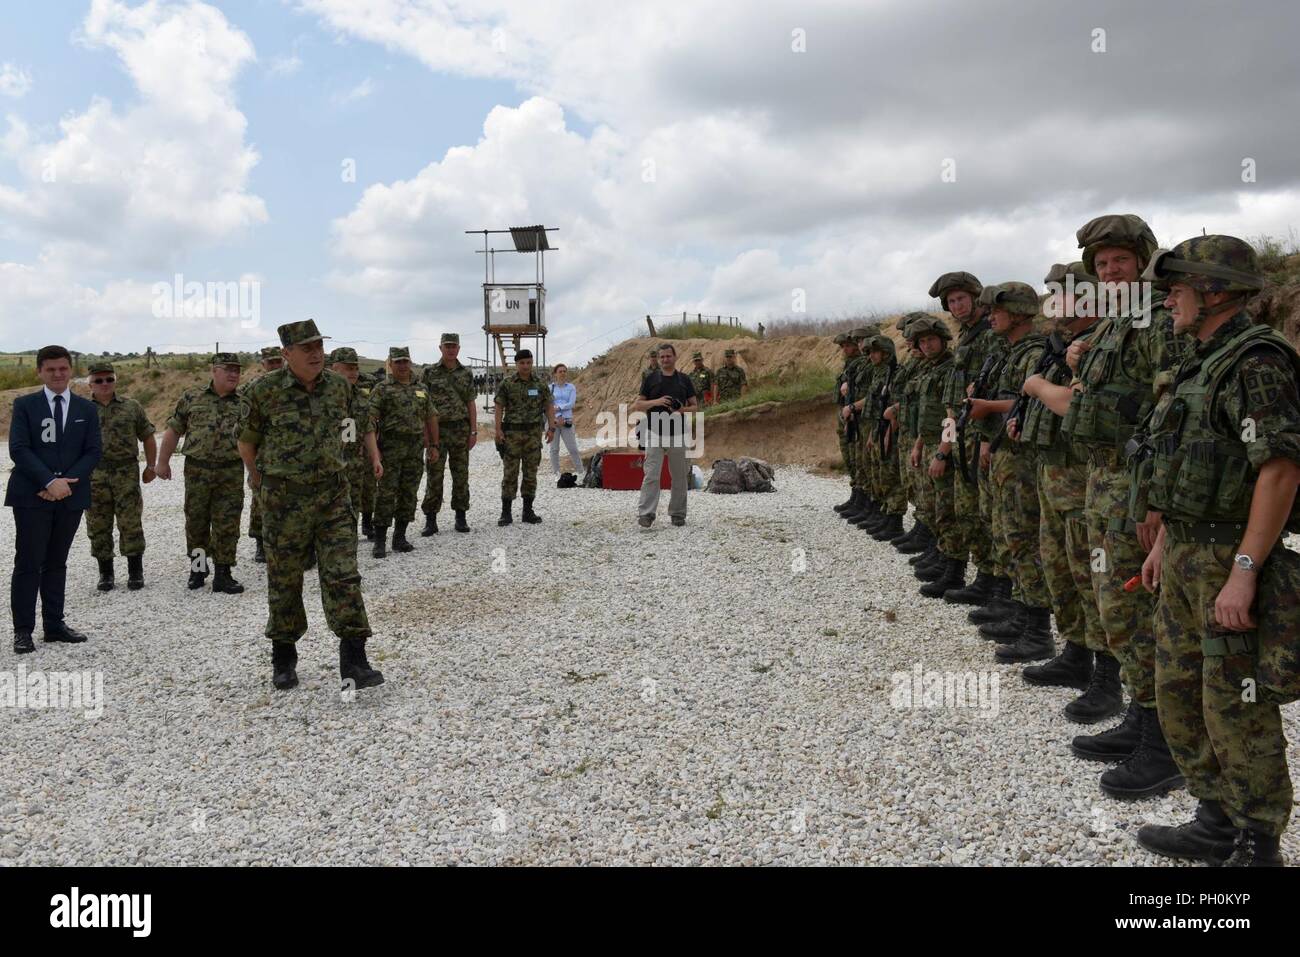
[271,642,299,691]
[1063,651,1124,724]
[522,497,542,524]
[1136,800,1236,865]
[187,566,208,590]
[1071,701,1142,761]
[372,527,388,558]
[126,554,144,591]
[872,513,905,541]
[849,504,879,527]
[833,488,859,514]
[361,513,374,540]
[340,637,385,689]
[914,550,950,582]
[843,492,873,521]
[1223,828,1284,867]
[391,523,415,552]
[978,600,1025,640]
[897,523,933,554]
[422,512,438,536]
[498,498,514,526]
[1098,707,1185,799]
[920,559,966,599]
[890,519,920,549]
[212,563,245,594]
[943,569,994,606]
[968,577,1013,624]
[860,509,888,533]
[1023,640,1092,690]
[908,541,939,566]
[253,537,266,563]
[454,510,470,533]
[995,606,1054,662]
[96,558,114,592]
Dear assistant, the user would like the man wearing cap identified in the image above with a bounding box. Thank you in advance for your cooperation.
[368,346,439,555]
[688,352,714,407]
[420,332,477,535]
[329,347,378,539]
[643,348,660,384]
[239,346,285,563]
[714,350,748,403]
[84,362,155,592]
[156,353,247,594]
[239,319,385,692]
[494,349,557,526]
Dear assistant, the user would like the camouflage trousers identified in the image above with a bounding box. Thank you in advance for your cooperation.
[978,463,1010,579]
[837,420,857,485]
[183,458,243,567]
[87,461,145,560]
[1155,540,1292,836]
[868,435,908,515]
[1039,459,1106,652]
[261,474,371,645]
[923,442,960,559]
[501,429,543,499]
[344,453,371,522]
[1086,457,1156,707]
[898,437,920,520]
[374,433,424,528]
[953,432,993,573]
[907,440,933,527]
[248,476,263,539]
[990,448,1049,608]
[422,421,471,514]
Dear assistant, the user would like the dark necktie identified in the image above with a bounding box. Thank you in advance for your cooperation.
[53,393,64,445]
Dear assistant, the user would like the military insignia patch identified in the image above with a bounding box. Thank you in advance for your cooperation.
[1243,363,1283,409]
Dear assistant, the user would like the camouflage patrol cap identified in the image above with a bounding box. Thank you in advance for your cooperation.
[1142,235,1265,295]
[724,349,737,357]
[988,281,1040,316]
[259,346,281,361]
[1044,261,1098,286]
[277,318,328,347]
[691,351,704,360]
[329,347,360,364]
[88,360,114,375]
[211,352,243,368]
[927,272,983,310]
[909,316,952,343]
[441,333,460,345]
[388,346,411,360]
[1077,214,1158,274]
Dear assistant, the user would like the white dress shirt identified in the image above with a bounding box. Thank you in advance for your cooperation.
[43,385,72,428]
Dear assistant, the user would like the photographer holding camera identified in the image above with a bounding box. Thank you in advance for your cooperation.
[548,363,584,481]
[632,343,698,528]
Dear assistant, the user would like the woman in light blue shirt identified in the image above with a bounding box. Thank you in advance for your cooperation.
[548,364,584,479]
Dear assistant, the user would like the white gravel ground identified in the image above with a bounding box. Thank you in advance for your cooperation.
[2,439,1297,866]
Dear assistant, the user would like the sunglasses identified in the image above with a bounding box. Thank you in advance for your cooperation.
[91,376,116,384]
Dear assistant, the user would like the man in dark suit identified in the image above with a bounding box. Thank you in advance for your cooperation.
[6,345,102,653]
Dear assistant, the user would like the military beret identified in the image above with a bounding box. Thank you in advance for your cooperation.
[259,346,281,360]
[330,347,360,364]
[277,318,328,347]
[516,348,534,361]
[441,332,460,345]
[388,346,411,360]
[211,352,243,368]
[88,360,114,375]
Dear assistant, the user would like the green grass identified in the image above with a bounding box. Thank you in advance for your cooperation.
[650,321,759,340]
[0,366,40,390]
[1250,229,1300,282]
[705,364,837,414]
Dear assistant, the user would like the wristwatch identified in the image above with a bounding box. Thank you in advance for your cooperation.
[1233,553,1257,573]
[933,451,949,462]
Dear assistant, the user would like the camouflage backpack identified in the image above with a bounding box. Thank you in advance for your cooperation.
[737,457,776,492]
[706,459,744,494]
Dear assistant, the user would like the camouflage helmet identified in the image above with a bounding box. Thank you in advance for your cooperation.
[908,315,952,343]
[1044,261,1098,286]
[896,310,930,337]
[1076,214,1158,275]
[927,272,983,311]
[832,333,852,346]
[867,334,896,357]
[849,325,875,342]
[987,281,1040,317]
[1141,235,1265,295]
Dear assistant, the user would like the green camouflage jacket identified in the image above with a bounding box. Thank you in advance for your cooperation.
[94,394,153,463]
[422,361,476,424]
[239,368,361,478]
[495,373,553,428]
[167,383,243,463]
[368,377,435,437]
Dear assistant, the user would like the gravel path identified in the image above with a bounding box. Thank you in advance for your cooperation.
[2,441,1297,866]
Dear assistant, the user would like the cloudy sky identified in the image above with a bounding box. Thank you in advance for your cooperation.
[2,0,1299,364]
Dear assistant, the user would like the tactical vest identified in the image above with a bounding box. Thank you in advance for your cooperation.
[942,319,992,407]
[1062,309,1170,449]
[917,353,953,438]
[1022,324,1096,462]
[1148,323,1300,525]
[902,359,923,438]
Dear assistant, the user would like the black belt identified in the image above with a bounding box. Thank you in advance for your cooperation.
[1163,519,1247,545]
[501,422,540,433]
[261,471,344,494]
[184,457,241,469]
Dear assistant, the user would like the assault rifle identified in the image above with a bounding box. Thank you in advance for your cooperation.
[990,331,1068,455]
[954,351,1004,485]
[876,360,896,453]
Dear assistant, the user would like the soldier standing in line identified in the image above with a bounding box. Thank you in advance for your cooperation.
[861,335,906,542]
[86,361,155,592]
[239,320,385,693]
[352,362,379,539]
[494,349,557,526]
[239,346,284,563]
[688,351,715,407]
[156,353,246,594]
[832,334,864,515]
[714,349,748,402]
[887,314,935,554]
[908,316,957,592]
[368,347,439,557]
[420,332,478,535]
[840,327,877,526]
[328,347,375,536]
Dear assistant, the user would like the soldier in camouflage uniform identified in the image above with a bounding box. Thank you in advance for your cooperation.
[888,314,935,554]
[86,361,155,592]
[328,347,374,535]
[352,364,379,538]
[368,346,439,557]
[714,349,748,402]
[844,327,880,528]
[239,346,284,563]
[1131,236,1299,866]
[860,334,906,541]
[156,353,246,594]
[908,317,957,593]
[688,352,715,407]
[494,349,557,526]
[832,333,864,516]
[420,332,478,535]
[1058,214,1188,798]
[239,320,385,693]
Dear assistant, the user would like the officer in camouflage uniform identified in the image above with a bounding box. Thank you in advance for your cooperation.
[86,361,156,592]
[1131,236,1299,866]
[714,349,748,402]
[856,334,906,541]
[328,347,373,533]
[156,353,246,594]
[239,346,284,563]
[1059,214,1187,798]
[832,333,865,516]
[845,327,880,528]
[908,316,957,593]
[239,320,384,693]
[962,283,1053,659]
[352,363,379,538]
[420,332,478,535]
[368,346,439,556]
[494,349,557,526]
[889,314,935,554]
[688,351,715,407]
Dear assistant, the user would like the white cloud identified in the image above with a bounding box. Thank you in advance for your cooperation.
[0,62,33,98]
[335,76,375,105]
[268,53,303,76]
